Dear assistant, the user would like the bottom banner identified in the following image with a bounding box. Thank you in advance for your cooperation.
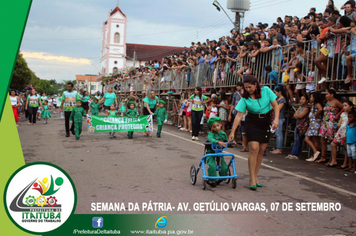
[45,214,204,236]
[87,115,153,133]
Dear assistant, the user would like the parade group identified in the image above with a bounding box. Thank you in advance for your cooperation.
[8,0,356,190]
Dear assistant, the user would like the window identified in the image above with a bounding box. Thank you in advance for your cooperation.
[91,85,96,90]
[114,32,120,43]
[113,67,118,75]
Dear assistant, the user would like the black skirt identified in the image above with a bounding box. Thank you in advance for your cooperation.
[143,107,155,115]
[82,102,89,111]
[245,112,272,143]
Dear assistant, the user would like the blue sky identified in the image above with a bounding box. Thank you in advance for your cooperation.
[20,0,347,82]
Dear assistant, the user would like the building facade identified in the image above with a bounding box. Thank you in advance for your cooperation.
[100,4,127,77]
[76,75,102,94]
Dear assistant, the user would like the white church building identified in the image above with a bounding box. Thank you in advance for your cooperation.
[100,4,127,76]
[98,4,185,78]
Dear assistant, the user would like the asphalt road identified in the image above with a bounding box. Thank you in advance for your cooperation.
[17,111,356,236]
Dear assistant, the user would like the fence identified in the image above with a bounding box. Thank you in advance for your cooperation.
[105,36,356,98]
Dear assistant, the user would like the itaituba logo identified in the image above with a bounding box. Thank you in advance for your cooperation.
[4,162,76,234]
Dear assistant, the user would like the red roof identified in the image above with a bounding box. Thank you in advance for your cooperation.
[76,75,98,82]
[126,43,185,62]
[110,5,126,17]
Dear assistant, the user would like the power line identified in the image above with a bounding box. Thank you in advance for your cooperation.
[131,13,234,56]
[250,0,292,10]
[24,37,102,41]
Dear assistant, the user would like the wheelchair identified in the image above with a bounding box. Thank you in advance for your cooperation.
[190,141,238,190]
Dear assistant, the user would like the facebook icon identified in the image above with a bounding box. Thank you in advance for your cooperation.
[92,217,103,228]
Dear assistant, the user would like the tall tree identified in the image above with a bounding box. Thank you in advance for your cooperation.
[10,53,32,91]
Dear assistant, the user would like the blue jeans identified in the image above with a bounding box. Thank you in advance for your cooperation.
[338,61,349,90]
[276,119,285,150]
[291,126,304,157]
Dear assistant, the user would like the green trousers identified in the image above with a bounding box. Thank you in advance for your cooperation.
[74,122,82,138]
[157,124,163,134]
[206,156,228,182]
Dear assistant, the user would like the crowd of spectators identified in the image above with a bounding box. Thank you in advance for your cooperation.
[106,1,356,103]
[100,1,356,167]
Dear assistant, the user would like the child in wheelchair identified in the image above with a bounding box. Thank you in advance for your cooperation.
[205,116,234,187]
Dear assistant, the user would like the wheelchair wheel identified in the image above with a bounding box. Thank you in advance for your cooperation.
[224,166,232,184]
[202,180,206,190]
[190,165,197,185]
[232,178,237,189]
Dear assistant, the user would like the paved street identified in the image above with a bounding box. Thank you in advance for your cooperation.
[17,111,356,236]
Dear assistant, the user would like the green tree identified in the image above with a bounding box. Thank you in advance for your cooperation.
[10,53,32,90]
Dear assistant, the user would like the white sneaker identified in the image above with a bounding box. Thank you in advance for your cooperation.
[195,136,199,141]
[318,77,327,84]
[191,136,195,140]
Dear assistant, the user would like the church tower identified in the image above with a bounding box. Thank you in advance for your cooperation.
[100,3,127,76]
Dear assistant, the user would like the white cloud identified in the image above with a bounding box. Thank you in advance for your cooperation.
[24,58,98,83]
[22,51,91,64]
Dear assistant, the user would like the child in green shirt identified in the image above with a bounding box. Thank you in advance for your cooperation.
[206,116,229,187]
[126,102,139,139]
[106,104,118,139]
[91,98,100,116]
[40,100,51,124]
[69,99,86,140]
[119,98,126,117]
[154,100,167,138]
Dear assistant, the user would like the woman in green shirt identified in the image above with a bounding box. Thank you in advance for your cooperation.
[81,91,90,114]
[25,89,42,125]
[229,75,280,191]
[100,87,118,112]
[142,90,159,137]
[188,87,210,141]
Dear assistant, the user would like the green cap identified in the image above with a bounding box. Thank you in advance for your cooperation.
[77,98,83,102]
[159,100,166,105]
[207,117,221,127]
[129,101,136,107]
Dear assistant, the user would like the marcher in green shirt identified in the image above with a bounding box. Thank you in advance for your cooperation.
[69,99,86,140]
[229,75,279,191]
[126,102,139,139]
[188,87,210,141]
[26,89,42,125]
[154,100,167,138]
[206,117,229,187]
[82,91,91,114]
[100,87,118,111]
[61,82,82,137]
[106,104,118,139]
[90,98,100,116]
[142,90,159,137]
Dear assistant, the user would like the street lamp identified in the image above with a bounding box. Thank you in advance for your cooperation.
[212,1,237,32]
[90,63,101,75]
[212,1,220,11]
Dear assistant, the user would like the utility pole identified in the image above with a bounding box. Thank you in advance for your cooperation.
[133,51,136,68]
[235,12,241,32]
